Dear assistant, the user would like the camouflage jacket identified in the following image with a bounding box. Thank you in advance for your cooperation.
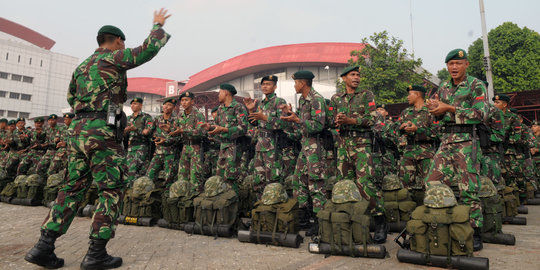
[67,25,170,113]
[214,99,248,149]
[395,106,436,156]
[250,93,288,152]
[481,105,505,154]
[29,128,48,151]
[291,88,327,153]
[55,125,70,149]
[146,114,177,155]
[10,128,31,151]
[433,75,488,144]
[44,125,62,150]
[502,110,523,155]
[126,111,153,145]
[0,129,7,149]
[173,107,206,142]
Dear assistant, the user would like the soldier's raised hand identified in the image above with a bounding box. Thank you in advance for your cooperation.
[154,8,172,26]
[243,98,257,112]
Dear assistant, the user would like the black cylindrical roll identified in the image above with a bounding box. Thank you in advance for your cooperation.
[396,249,489,270]
[138,217,155,226]
[388,222,407,233]
[10,198,25,205]
[517,205,528,214]
[183,222,234,237]
[308,242,386,258]
[157,218,169,228]
[237,230,303,248]
[117,215,126,224]
[482,233,516,245]
[82,205,95,217]
[526,198,540,205]
[0,196,12,203]
[503,216,527,225]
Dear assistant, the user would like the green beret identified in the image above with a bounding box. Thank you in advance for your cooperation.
[292,70,315,80]
[531,120,539,126]
[48,114,58,120]
[445,48,468,63]
[179,91,195,99]
[98,25,125,41]
[509,108,518,113]
[220,84,237,95]
[163,97,178,105]
[376,104,386,109]
[0,118,7,123]
[261,75,278,84]
[211,106,219,113]
[492,94,510,103]
[34,117,44,123]
[17,117,25,123]
[130,97,143,104]
[407,84,427,93]
[8,120,16,125]
[340,66,360,77]
[63,113,75,119]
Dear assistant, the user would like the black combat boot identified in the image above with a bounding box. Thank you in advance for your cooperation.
[299,208,311,230]
[305,219,319,237]
[80,238,122,270]
[473,228,483,251]
[24,230,64,269]
[373,215,388,244]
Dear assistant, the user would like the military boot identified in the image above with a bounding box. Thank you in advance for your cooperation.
[24,230,64,269]
[305,219,319,237]
[80,239,122,270]
[299,208,311,229]
[373,215,388,244]
[473,228,483,251]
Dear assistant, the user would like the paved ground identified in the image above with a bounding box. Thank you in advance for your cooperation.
[1,202,540,270]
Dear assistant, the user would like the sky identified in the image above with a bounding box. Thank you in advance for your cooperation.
[3,0,539,81]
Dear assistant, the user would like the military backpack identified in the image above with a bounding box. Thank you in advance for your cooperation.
[251,183,299,237]
[162,180,198,226]
[43,171,65,205]
[382,174,417,225]
[122,176,162,219]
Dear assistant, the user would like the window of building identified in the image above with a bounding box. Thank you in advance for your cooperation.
[0,91,5,97]
[7,111,18,118]
[19,112,29,119]
[5,53,8,60]
[0,72,8,79]
[29,58,32,65]
[11,74,22,81]
[9,92,20,99]
[0,110,4,116]
[18,55,20,63]
[40,60,43,67]
[22,76,33,83]
[20,94,31,101]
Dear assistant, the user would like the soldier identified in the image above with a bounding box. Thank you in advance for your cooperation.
[17,117,48,175]
[143,98,179,188]
[34,115,62,177]
[170,91,206,192]
[425,49,487,251]
[280,70,328,236]
[373,104,400,179]
[0,118,8,162]
[124,97,153,184]
[243,75,288,199]
[514,113,537,200]
[395,85,436,206]
[202,107,220,178]
[47,113,74,175]
[0,120,16,169]
[4,118,31,178]
[25,9,171,269]
[481,95,507,190]
[328,66,386,243]
[201,84,249,193]
[531,121,540,181]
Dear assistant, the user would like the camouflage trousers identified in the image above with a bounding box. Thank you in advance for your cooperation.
[424,140,483,228]
[177,144,204,192]
[125,143,150,184]
[147,152,177,188]
[375,151,398,181]
[203,148,219,178]
[534,155,540,179]
[399,149,433,190]
[17,149,45,175]
[4,151,24,178]
[0,150,7,166]
[35,149,56,176]
[336,141,384,216]
[481,151,505,189]
[47,148,68,175]
[281,145,298,178]
[293,147,328,213]
[217,144,243,192]
[253,149,282,199]
[503,154,524,190]
[41,119,125,240]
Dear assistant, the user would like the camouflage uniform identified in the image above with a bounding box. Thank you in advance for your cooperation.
[47,125,70,175]
[480,105,505,189]
[17,127,48,175]
[373,116,400,181]
[34,125,62,176]
[124,111,153,183]
[532,131,540,180]
[328,86,382,215]
[213,99,249,191]
[290,88,328,213]
[174,107,206,192]
[502,111,524,189]
[5,127,31,177]
[250,93,288,198]
[424,75,488,228]
[0,127,8,163]
[146,114,178,188]
[41,25,170,240]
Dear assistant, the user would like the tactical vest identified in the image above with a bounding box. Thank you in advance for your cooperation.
[190,189,238,236]
[382,188,417,224]
[407,205,473,257]
[251,198,299,237]
[316,200,373,256]
[161,191,196,226]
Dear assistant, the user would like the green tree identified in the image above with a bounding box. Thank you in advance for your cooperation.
[347,31,430,104]
[437,68,450,82]
[468,22,540,93]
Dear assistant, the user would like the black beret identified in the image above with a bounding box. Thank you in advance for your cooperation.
[0,118,7,123]
[98,25,126,41]
[17,117,25,122]
[34,117,44,123]
[407,84,427,93]
[8,120,16,125]
[64,113,75,119]
[292,70,315,80]
[163,97,178,105]
[445,48,468,63]
[211,106,219,113]
[531,120,539,126]
[509,108,518,113]
[48,114,58,120]
[220,84,237,95]
[179,91,195,99]
[492,94,510,103]
[131,97,143,104]
[261,75,278,84]
[376,104,386,109]
[340,66,360,77]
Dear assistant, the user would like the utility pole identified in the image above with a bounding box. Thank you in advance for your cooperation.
[479,0,494,102]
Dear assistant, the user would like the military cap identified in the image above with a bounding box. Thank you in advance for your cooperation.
[34,117,44,123]
[340,66,360,77]
[211,106,219,113]
[163,97,177,105]
[8,120,16,125]
[48,114,58,120]
[376,104,386,109]
[492,94,510,103]
[130,97,143,104]
[445,48,468,63]
[509,108,518,113]
[219,83,237,95]
[179,91,195,100]
[531,120,539,126]
[63,113,75,119]
[17,117,25,122]
[292,70,315,80]
[98,25,125,41]
[0,118,7,123]
[261,75,278,84]
[407,84,427,93]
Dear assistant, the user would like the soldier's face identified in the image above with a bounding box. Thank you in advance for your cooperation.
[407,91,421,104]
[211,111,217,120]
[293,80,304,93]
[35,122,43,129]
[342,71,360,89]
[16,122,25,130]
[181,97,194,109]
[218,89,228,103]
[376,108,388,117]
[446,59,469,81]
[48,119,56,127]
[531,125,539,133]
[131,102,142,112]
[493,100,507,111]
[0,122,5,129]
[162,102,175,114]
[261,81,277,96]
[64,118,72,127]
[8,125,15,131]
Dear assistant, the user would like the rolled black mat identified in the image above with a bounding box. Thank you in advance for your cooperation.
[307,242,386,258]
[396,249,489,270]
[237,230,302,248]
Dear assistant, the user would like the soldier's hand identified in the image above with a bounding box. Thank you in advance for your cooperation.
[159,123,171,133]
[278,103,293,116]
[429,101,455,116]
[248,110,267,122]
[153,8,172,26]
[169,128,183,137]
[142,128,151,136]
[404,122,417,133]
[208,125,225,135]
[532,148,539,155]
[125,124,136,133]
[280,112,300,123]
[155,137,165,145]
[243,98,257,112]
[335,113,352,125]
[200,122,211,131]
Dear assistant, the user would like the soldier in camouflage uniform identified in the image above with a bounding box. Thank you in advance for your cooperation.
[201,84,249,193]
[25,10,171,269]
[515,114,538,199]
[47,113,74,175]
[0,119,7,163]
[395,85,436,206]
[202,107,220,178]
[243,75,288,199]
[531,121,540,181]
[124,97,153,184]
[170,91,206,192]
[373,104,400,179]
[17,117,48,175]
[33,115,62,177]
[280,70,328,236]
[144,98,179,189]
[481,95,508,190]
[0,120,16,170]
[425,49,487,251]
[4,118,31,178]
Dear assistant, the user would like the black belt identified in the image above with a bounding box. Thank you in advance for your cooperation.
[258,130,276,138]
[339,130,372,138]
[440,125,474,134]
[76,111,107,120]
[406,137,433,145]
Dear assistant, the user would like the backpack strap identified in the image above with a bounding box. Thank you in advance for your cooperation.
[446,207,453,264]
[271,208,279,244]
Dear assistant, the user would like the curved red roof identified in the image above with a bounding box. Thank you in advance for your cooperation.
[127,77,175,96]
[183,42,366,92]
[0,17,55,50]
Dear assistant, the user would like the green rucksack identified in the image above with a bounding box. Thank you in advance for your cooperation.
[478,176,503,234]
[251,183,299,237]
[238,175,257,217]
[382,174,417,224]
[162,180,198,226]
[15,175,29,198]
[24,174,43,200]
[500,185,519,218]
[43,171,65,204]
[123,176,162,219]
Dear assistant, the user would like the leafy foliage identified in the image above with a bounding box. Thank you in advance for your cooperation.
[437,68,450,82]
